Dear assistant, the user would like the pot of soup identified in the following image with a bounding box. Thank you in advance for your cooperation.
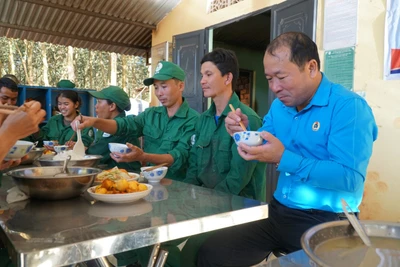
[301,220,400,267]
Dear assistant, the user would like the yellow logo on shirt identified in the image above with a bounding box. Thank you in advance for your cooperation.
[312,121,320,131]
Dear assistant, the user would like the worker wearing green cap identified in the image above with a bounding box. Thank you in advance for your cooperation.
[86,86,141,172]
[74,61,199,181]
[56,79,75,88]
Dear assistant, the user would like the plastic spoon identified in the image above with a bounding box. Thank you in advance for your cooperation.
[72,120,85,156]
[341,198,372,247]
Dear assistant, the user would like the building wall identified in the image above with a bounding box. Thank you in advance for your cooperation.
[153,0,400,222]
[152,0,284,46]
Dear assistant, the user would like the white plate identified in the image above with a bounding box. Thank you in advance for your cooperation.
[88,200,152,218]
[93,172,140,185]
[87,184,153,204]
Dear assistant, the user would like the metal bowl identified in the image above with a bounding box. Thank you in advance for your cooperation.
[301,220,400,267]
[8,166,102,200]
[37,155,102,167]
[20,147,45,165]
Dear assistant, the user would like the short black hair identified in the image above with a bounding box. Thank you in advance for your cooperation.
[201,48,239,91]
[56,90,82,109]
[266,32,320,71]
[0,77,19,92]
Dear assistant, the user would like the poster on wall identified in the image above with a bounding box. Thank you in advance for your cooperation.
[384,0,400,80]
[324,47,355,91]
[323,0,358,51]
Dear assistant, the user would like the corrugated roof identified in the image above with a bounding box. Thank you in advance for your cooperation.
[0,0,181,57]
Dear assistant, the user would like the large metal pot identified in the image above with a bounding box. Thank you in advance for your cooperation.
[20,147,45,165]
[37,154,102,167]
[301,220,400,267]
[8,166,102,200]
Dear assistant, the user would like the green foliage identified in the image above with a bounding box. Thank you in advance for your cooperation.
[0,37,149,100]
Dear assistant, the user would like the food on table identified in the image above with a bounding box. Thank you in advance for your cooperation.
[94,178,147,194]
[95,167,133,182]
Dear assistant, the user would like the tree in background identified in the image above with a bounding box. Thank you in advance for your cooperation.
[0,37,149,101]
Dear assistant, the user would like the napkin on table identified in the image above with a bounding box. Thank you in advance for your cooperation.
[6,186,29,203]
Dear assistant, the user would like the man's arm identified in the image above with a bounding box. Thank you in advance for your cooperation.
[75,116,118,135]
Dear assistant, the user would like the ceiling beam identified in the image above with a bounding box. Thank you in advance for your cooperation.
[0,22,150,51]
[17,0,156,30]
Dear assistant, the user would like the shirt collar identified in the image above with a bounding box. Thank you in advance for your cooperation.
[204,93,240,117]
[282,72,331,114]
[154,98,190,118]
[307,72,331,108]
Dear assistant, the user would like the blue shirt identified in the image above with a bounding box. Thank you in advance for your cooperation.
[259,74,378,212]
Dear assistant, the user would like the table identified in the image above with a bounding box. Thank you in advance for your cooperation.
[0,176,268,266]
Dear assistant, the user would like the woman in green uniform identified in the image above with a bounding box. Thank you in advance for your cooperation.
[86,86,141,172]
[39,90,94,149]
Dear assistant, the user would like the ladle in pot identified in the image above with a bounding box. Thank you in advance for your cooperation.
[341,198,372,247]
[53,155,71,177]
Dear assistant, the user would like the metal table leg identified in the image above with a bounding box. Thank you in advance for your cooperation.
[148,243,161,267]
[154,249,168,267]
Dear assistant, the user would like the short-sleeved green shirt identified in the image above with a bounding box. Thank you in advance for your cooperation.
[114,99,199,181]
[86,113,141,172]
[39,114,94,147]
[184,93,267,201]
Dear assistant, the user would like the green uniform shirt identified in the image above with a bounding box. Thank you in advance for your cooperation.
[184,93,267,201]
[86,113,141,172]
[114,99,199,181]
[39,114,94,147]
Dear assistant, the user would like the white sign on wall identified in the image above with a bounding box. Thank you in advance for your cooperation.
[323,0,358,51]
[383,0,400,80]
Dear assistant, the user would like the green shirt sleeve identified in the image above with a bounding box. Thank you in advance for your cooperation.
[167,115,198,179]
[184,121,202,185]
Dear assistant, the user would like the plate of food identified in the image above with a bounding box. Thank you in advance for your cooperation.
[94,167,140,185]
[87,179,152,204]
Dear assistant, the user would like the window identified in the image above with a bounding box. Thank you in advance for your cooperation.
[207,0,244,14]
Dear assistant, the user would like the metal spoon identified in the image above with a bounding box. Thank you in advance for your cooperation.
[341,198,372,246]
[53,155,71,177]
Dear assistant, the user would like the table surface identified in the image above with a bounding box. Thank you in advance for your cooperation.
[0,176,269,266]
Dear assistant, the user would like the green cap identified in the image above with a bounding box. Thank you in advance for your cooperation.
[89,86,131,111]
[57,79,75,88]
[143,61,185,86]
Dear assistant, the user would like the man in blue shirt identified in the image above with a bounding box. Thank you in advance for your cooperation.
[197,32,378,266]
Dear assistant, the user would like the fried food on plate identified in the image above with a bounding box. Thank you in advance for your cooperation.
[94,178,147,194]
[95,166,132,182]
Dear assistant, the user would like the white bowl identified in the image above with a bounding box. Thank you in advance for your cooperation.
[54,145,69,153]
[5,140,35,160]
[43,140,59,147]
[108,143,131,154]
[232,131,263,146]
[87,184,153,204]
[140,166,168,183]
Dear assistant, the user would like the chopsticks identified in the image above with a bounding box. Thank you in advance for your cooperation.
[229,104,247,131]
[144,163,168,172]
